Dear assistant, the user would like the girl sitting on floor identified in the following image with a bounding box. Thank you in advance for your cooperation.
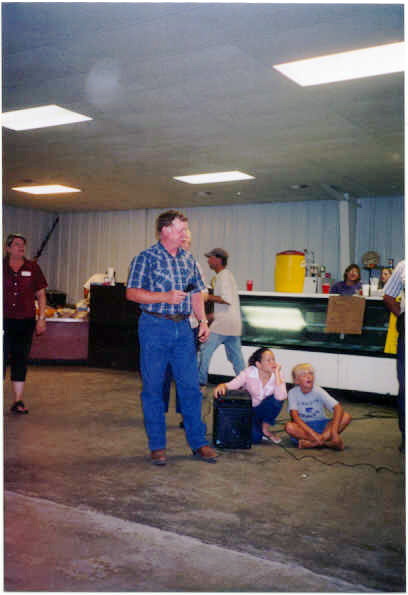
[213,347,287,444]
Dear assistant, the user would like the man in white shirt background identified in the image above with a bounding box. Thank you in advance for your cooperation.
[198,248,245,388]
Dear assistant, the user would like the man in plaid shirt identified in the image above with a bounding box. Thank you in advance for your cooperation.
[127,210,217,465]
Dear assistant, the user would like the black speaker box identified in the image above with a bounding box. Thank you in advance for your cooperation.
[213,390,252,449]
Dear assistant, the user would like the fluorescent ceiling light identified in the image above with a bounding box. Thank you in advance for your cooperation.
[174,171,255,184]
[242,306,306,331]
[2,105,92,130]
[273,42,405,87]
[12,185,81,195]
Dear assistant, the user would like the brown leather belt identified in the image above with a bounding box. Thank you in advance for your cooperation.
[144,311,189,322]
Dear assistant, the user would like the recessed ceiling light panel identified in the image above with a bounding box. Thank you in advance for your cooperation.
[2,105,92,130]
[12,185,81,195]
[274,42,404,87]
[174,171,255,184]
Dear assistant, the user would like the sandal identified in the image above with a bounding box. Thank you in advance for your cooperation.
[262,432,282,444]
[10,400,29,414]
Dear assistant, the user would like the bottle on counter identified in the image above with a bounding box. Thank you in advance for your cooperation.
[316,265,326,293]
[304,248,310,276]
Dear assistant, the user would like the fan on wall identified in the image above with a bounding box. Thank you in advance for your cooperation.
[362,250,380,283]
[362,251,380,269]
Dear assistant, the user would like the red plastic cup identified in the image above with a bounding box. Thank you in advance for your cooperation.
[322,283,330,294]
[246,280,254,291]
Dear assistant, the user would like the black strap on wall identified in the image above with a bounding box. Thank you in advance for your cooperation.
[34,216,60,261]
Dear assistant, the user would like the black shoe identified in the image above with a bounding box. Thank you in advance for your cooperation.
[192,445,217,463]
[10,400,28,414]
[151,449,167,466]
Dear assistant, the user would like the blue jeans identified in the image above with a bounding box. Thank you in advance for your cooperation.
[163,363,181,414]
[163,327,199,414]
[138,313,208,451]
[198,332,245,386]
[252,395,283,444]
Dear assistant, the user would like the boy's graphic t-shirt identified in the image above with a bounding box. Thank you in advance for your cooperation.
[288,385,338,422]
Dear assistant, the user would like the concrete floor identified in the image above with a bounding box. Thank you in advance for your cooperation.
[4,366,405,592]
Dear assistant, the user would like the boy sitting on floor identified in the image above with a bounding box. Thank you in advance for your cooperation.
[285,363,352,450]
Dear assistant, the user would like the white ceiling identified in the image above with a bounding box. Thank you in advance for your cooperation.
[2,3,404,212]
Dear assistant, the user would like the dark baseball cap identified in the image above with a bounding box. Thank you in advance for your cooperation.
[204,248,229,259]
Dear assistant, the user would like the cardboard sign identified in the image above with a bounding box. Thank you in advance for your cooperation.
[325,295,366,335]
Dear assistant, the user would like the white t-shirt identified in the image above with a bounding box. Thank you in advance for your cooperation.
[210,268,242,336]
[288,385,338,422]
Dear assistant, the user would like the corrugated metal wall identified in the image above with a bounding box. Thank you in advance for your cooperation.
[54,210,147,304]
[3,196,404,304]
[355,196,405,278]
[148,200,340,290]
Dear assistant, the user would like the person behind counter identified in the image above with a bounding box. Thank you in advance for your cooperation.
[378,267,393,290]
[3,233,48,414]
[214,347,287,444]
[329,264,362,295]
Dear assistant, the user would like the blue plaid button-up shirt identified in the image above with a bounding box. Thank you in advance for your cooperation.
[127,242,205,315]
[384,260,405,314]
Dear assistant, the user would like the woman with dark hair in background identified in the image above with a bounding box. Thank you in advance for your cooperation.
[213,347,287,444]
[3,233,48,413]
[329,264,362,295]
[378,267,392,290]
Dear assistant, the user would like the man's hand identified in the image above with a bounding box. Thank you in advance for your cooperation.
[198,321,210,342]
[166,290,187,304]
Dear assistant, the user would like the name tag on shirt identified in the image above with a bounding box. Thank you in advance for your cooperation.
[21,271,32,277]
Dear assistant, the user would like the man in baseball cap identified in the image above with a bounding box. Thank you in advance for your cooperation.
[204,248,229,263]
[199,247,245,388]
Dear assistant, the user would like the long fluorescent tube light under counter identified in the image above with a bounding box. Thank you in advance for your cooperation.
[12,185,81,195]
[273,42,405,87]
[2,105,92,131]
[174,171,255,184]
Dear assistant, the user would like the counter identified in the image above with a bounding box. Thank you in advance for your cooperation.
[29,319,89,362]
[209,291,398,397]
[37,287,397,397]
